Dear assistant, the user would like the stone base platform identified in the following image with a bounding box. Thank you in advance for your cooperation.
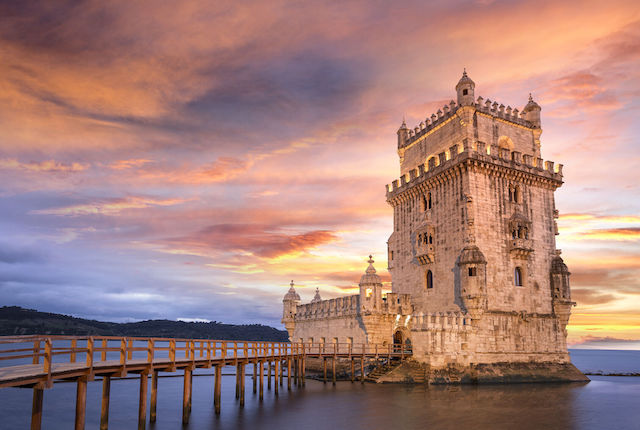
[375,359,590,384]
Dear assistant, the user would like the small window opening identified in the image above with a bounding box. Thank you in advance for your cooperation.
[426,270,433,289]
[463,89,468,95]
[468,267,477,276]
[514,267,523,286]
[428,234,433,244]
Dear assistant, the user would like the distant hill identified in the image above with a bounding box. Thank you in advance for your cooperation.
[0,306,289,341]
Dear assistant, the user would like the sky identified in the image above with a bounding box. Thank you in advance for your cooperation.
[0,0,639,349]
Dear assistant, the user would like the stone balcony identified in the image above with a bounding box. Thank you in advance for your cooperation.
[415,243,435,265]
[508,238,533,258]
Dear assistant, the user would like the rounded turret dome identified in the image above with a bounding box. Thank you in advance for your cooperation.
[359,255,382,285]
[455,69,475,91]
[283,280,301,301]
[551,256,570,274]
[523,93,541,112]
[459,245,487,265]
[310,287,322,303]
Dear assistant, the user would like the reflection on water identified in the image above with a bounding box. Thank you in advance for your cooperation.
[1,374,640,429]
[1,349,640,429]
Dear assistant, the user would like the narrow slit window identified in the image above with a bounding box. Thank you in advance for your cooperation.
[514,267,523,286]
[468,267,477,276]
[426,270,433,289]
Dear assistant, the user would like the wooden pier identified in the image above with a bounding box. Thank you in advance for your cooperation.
[0,335,411,429]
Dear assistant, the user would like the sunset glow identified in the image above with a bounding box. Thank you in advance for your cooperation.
[0,0,639,349]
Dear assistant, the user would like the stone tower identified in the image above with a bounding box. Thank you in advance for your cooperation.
[385,70,578,368]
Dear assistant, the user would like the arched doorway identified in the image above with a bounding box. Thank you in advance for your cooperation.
[393,330,403,352]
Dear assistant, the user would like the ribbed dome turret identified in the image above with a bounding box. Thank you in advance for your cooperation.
[455,69,475,90]
[551,256,570,274]
[283,280,301,301]
[523,93,541,112]
[311,287,322,303]
[459,245,487,265]
[359,255,382,285]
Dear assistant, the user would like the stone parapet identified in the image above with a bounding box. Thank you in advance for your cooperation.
[295,295,360,321]
[411,311,472,332]
[386,145,563,203]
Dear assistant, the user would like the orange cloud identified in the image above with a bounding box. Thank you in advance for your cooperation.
[0,158,88,173]
[30,196,189,216]
[108,159,152,170]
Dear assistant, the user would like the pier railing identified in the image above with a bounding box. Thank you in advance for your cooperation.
[0,335,411,430]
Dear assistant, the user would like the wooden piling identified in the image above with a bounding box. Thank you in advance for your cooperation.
[280,360,284,386]
[75,377,87,430]
[182,368,192,424]
[100,376,110,430]
[361,358,365,383]
[214,365,221,415]
[239,362,245,407]
[351,358,355,382]
[253,362,257,393]
[274,360,279,395]
[149,370,158,423]
[235,363,240,399]
[323,357,327,383]
[138,372,148,430]
[31,387,43,430]
[287,359,292,391]
[268,361,272,390]
[259,361,264,401]
[332,356,336,385]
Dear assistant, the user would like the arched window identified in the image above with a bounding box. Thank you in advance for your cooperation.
[514,267,523,286]
[428,234,433,244]
[426,270,433,289]
[427,192,432,209]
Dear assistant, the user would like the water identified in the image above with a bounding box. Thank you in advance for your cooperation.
[1,350,639,429]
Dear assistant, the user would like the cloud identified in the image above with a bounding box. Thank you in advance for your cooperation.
[30,196,189,216]
[576,227,640,241]
[108,159,152,170]
[0,158,88,173]
[569,335,640,350]
[571,288,618,305]
[161,224,338,259]
[0,243,46,264]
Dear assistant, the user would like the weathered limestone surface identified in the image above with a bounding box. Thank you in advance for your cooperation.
[281,71,584,383]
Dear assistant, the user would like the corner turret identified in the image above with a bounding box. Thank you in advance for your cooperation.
[359,255,383,312]
[311,287,322,303]
[397,119,409,148]
[457,245,488,321]
[281,280,300,340]
[455,69,475,106]
[522,93,541,128]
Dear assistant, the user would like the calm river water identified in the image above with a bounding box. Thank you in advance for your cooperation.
[1,349,639,429]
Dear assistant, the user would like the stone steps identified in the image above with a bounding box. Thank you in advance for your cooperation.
[365,360,403,382]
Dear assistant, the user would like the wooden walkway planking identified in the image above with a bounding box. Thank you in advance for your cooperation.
[0,335,411,429]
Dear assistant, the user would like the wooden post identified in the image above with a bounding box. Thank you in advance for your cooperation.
[253,362,257,393]
[128,338,134,360]
[235,363,240,399]
[351,358,355,383]
[287,358,292,390]
[214,365,222,415]
[138,372,148,430]
[239,363,245,407]
[75,377,87,430]
[100,376,111,430]
[258,361,264,401]
[32,340,40,365]
[31,387,43,430]
[323,357,327,384]
[150,370,158,423]
[182,368,192,424]
[279,360,284,386]
[70,339,77,363]
[268,361,272,390]
[44,338,52,388]
[101,339,107,362]
[274,360,280,395]
[361,358,365,383]
[332,356,336,385]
